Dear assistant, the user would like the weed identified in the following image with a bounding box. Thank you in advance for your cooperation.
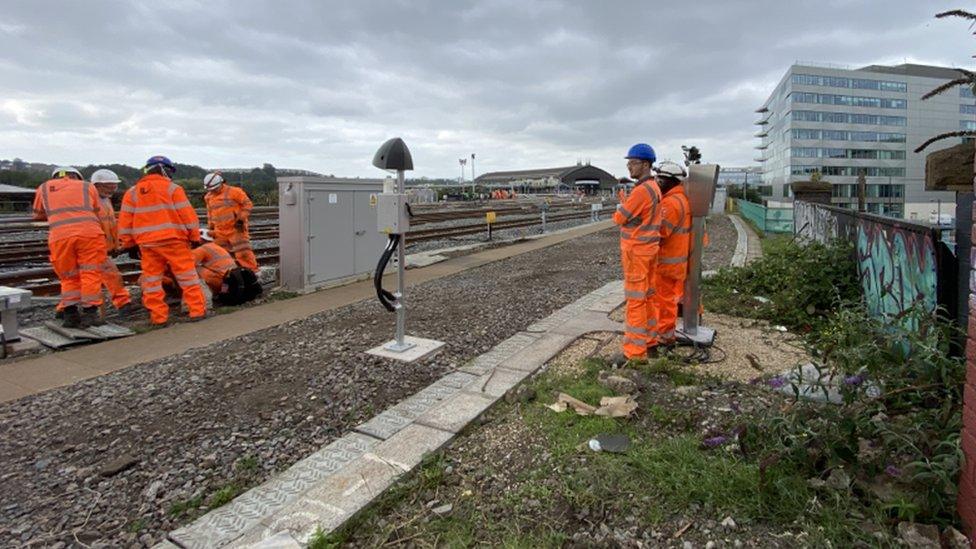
[167,495,203,518]
[208,483,243,509]
[126,518,146,533]
[236,455,258,472]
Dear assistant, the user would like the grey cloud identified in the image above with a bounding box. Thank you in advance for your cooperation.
[0,0,970,177]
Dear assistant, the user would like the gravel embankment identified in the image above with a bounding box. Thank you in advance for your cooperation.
[0,215,738,546]
[0,228,623,547]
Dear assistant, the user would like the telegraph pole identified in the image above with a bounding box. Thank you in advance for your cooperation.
[471,153,476,196]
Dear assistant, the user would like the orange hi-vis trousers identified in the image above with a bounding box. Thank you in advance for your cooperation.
[100,258,131,309]
[57,257,132,312]
[50,235,107,309]
[214,229,258,272]
[139,240,206,324]
[653,275,685,345]
[621,248,658,359]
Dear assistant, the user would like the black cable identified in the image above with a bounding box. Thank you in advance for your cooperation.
[373,235,399,312]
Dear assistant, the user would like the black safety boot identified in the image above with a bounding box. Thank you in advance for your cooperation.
[62,306,81,329]
[116,302,136,320]
[80,307,106,328]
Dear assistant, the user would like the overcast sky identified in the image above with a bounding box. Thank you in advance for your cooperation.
[0,1,973,179]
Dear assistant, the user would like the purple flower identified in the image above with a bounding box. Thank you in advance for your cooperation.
[767,376,787,389]
[885,465,902,477]
[702,436,728,448]
[843,374,866,386]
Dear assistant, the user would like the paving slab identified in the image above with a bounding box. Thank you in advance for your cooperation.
[463,366,533,398]
[502,333,578,372]
[415,390,498,434]
[457,331,540,375]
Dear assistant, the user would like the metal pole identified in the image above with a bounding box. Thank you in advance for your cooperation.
[682,216,706,335]
[471,153,476,197]
[395,169,407,348]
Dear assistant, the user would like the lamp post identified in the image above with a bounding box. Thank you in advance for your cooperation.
[471,153,476,197]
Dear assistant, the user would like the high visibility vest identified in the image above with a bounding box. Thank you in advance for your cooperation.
[613,176,662,255]
[98,196,121,251]
[205,185,253,232]
[32,178,104,244]
[193,242,237,292]
[657,185,692,280]
[118,174,200,247]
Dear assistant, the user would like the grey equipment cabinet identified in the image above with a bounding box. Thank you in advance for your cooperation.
[278,176,385,292]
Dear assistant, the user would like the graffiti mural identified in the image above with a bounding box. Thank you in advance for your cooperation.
[793,200,943,321]
[856,220,938,321]
[794,201,842,243]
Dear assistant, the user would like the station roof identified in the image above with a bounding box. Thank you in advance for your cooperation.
[0,183,35,195]
[475,164,616,187]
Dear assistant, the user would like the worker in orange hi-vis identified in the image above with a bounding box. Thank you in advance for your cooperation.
[33,166,109,329]
[611,143,663,363]
[118,155,206,325]
[203,172,258,272]
[89,169,135,317]
[650,161,693,348]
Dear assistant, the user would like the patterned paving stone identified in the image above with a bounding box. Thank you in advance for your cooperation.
[462,366,532,399]
[353,407,413,440]
[415,391,498,433]
[169,434,376,548]
[458,332,539,375]
[503,333,577,373]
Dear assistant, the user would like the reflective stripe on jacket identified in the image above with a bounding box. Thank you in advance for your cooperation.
[32,178,104,243]
[612,176,663,256]
[118,174,200,247]
[192,242,237,292]
[98,196,121,251]
[205,185,253,231]
[657,184,692,279]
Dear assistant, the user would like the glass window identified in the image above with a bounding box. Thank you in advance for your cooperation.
[822,112,847,123]
[882,98,907,109]
[961,104,976,115]
[791,147,819,157]
[824,148,847,158]
[849,131,877,142]
[881,116,907,126]
[962,120,976,130]
[852,79,879,90]
[792,74,821,86]
[880,133,906,143]
[962,87,976,99]
[823,130,847,141]
[792,128,821,140]
[792,110,821,122]
[825,76,850,88]
[879,81,907,93]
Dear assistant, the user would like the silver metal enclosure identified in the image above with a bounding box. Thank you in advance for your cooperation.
[685,164,719,217]
[680,164,720,346]
[278,176,385,292]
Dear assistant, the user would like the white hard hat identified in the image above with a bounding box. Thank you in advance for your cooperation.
[655,160,687,181]
[52,166,83,179]
[199,228,214,242]
[91,168,122,185]
[203,172,224,191]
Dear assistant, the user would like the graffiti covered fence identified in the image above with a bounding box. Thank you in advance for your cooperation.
[794,200,956,320]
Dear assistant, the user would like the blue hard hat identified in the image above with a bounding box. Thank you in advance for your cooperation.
[625,143,656,163]
[144,155,176,172]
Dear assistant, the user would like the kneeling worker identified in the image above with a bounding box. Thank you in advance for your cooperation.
[652,161,692,347]
[193,231,263,306]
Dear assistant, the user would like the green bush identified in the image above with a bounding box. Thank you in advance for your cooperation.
[704,236,859,331]
[744,303,964,527]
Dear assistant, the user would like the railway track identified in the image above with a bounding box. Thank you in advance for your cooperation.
[0,200,609,295]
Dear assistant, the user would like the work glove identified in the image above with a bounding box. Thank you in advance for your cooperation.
[190,240,203,249]
[124,247,141,261]
[234,219,245,231]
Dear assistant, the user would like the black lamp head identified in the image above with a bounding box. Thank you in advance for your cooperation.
[372,137,414,171]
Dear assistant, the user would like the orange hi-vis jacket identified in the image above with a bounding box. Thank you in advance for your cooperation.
[32,178,104,243]
[657,184,693,280]
[118,174,200,248]
[613,176,663,256]
[206,185,252,232]
[192,243,237,293]
[98,196,121,251]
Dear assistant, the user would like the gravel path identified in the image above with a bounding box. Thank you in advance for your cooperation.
[703,214,736,271]
[0,228,624,547]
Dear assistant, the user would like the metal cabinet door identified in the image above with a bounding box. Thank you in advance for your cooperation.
[307,189,354,284]
[354,190,381,274]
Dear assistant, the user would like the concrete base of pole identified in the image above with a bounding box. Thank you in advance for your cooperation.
[675,319,716,347]
[367,336,445,363]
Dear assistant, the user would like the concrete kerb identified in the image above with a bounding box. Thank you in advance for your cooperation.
[164,279,626,548]
[728,214,750,268]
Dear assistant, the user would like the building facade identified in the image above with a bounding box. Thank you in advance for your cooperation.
[756,63,967,220]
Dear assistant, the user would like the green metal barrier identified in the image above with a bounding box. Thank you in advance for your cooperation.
[734,199,793,234]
